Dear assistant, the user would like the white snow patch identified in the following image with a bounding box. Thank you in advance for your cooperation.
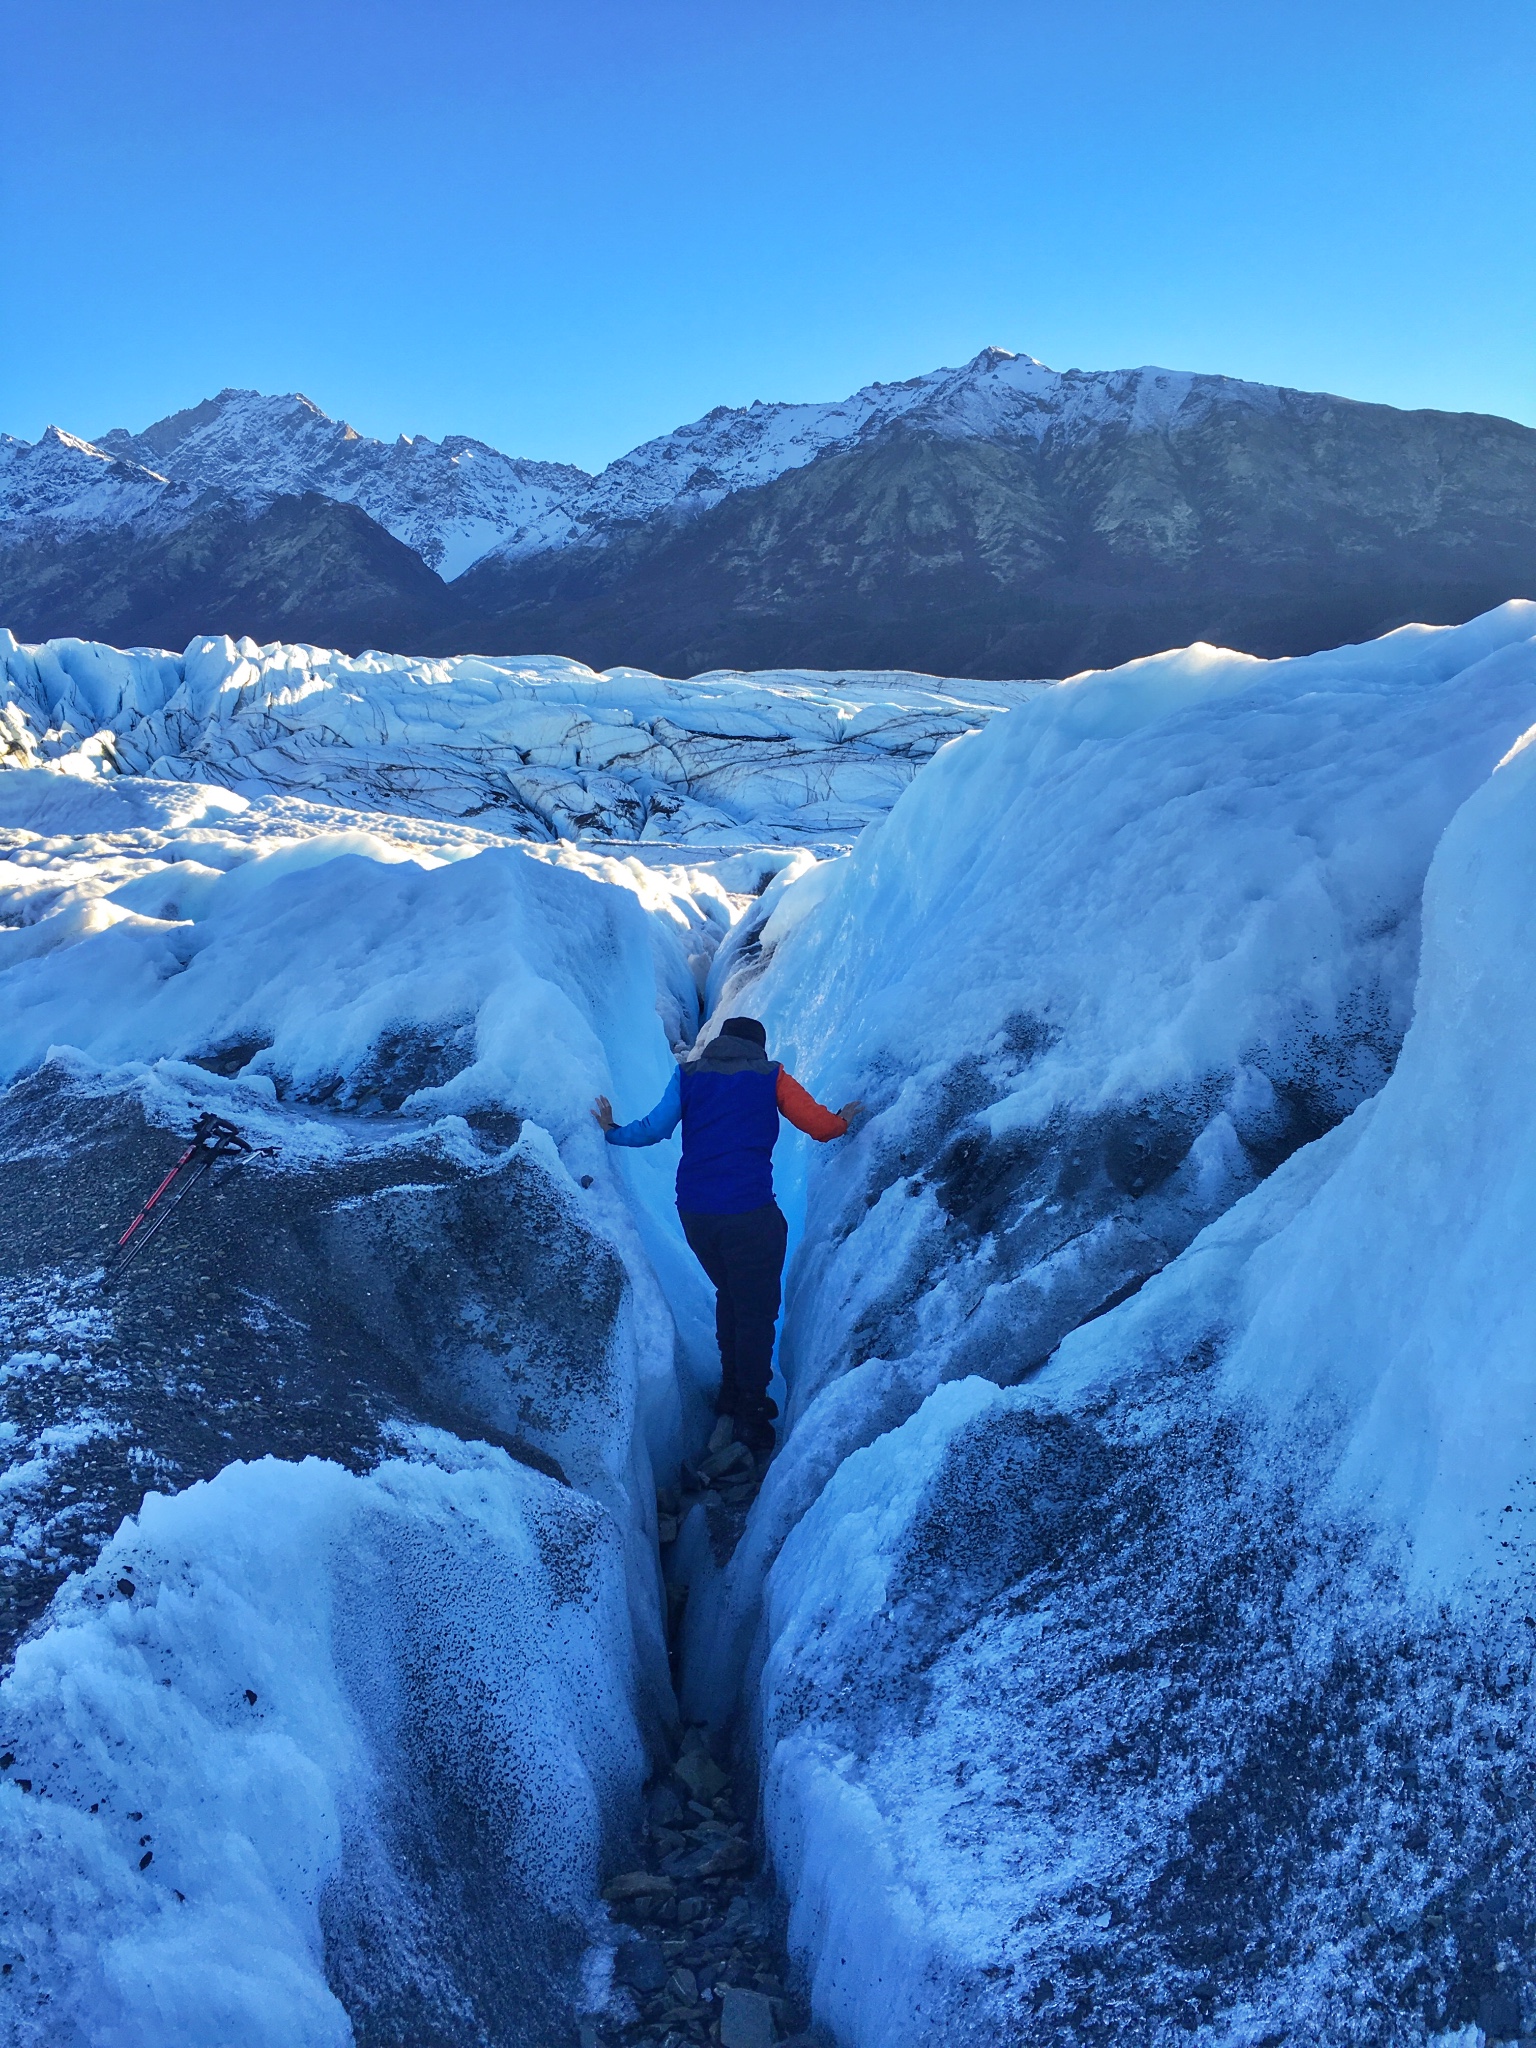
[0,1447,645,2045]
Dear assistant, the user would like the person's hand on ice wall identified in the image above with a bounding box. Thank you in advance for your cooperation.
[591,1095,616,1132]
[838,1100,865,1123]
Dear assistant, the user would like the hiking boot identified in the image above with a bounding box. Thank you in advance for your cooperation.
[734,1399,778,1458]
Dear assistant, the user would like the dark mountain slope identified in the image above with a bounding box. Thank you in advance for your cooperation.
[0,492,455,653]
[4,369,1534,674]
[441,393,1536,677]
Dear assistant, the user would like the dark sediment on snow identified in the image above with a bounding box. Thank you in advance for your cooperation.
[0,1061,657,2044]
[0,1064,616,1663]
[781,1358,1536,2043]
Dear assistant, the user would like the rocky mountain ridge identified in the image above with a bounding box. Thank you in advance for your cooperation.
[4,349,1535,675]
[44,390,588,579]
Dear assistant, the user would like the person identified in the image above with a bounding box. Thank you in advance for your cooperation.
[593,1017,862,1455]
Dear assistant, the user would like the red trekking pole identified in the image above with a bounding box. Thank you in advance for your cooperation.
[102,1113,253,1288]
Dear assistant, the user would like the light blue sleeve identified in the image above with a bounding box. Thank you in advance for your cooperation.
[605,1067,682,1147]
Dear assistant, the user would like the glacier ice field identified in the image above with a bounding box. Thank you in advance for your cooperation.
[4,605,1536,2044]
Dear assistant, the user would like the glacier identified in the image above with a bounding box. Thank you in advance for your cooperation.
[0,766,703,2040]
[5,604,1536,2044]
[0,630,1038,843]
[0,1447,648,2046]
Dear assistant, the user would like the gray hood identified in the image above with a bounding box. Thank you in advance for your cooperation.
[683,1032,776,1077]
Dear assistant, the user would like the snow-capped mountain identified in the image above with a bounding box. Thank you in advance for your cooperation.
[545,354,1021,544]
[0,425,193,533]
[4,348,1535,674]
[523,346,1296,556]
[0,350,1316,576]
[94,388,590,578]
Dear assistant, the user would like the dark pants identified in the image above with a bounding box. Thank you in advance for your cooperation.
[679,1202,788,1417]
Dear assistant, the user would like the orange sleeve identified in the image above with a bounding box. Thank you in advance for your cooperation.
[777,1069,848,1141]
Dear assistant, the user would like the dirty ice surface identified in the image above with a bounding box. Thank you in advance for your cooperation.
[8,605,1536,2045]
[0,762,765,2041]
[680,602,1536,2046]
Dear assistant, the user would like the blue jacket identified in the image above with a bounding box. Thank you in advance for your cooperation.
[606,1036,785,1215]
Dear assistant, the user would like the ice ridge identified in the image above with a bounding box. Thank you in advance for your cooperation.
[0,628,1044,845]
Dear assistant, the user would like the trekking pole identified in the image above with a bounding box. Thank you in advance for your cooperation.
[102,1113,253,1289]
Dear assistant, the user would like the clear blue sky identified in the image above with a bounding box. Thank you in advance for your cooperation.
[4,0,1533,470]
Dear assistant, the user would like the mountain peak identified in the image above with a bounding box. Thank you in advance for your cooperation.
[120,392,254,459]
[962,345,1054,375]
[34,425,169,480]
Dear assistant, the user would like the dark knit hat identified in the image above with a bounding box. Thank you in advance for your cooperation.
[718,1015,768,1049]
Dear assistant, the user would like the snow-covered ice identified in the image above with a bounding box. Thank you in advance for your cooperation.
[745,603,1536,1432]
[1,629,1039,843]
[676,600,1536,2044]
[8,602,1536,2042]
[0,758,736,2036]
[0,1444,645,2046]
